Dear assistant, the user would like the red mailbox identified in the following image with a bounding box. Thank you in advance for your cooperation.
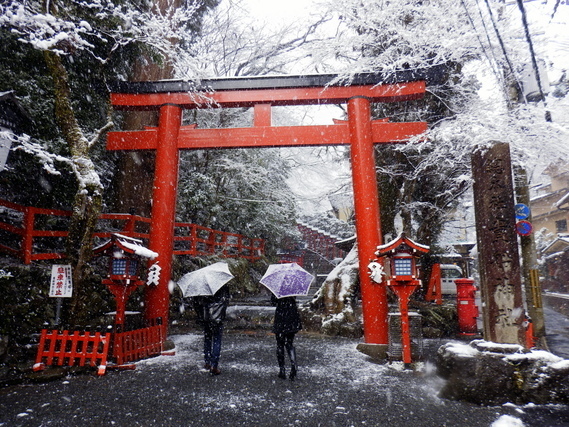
[455,278,479,336]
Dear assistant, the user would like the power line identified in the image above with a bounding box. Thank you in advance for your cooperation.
[460,0,505,93]
[515,0,552,121]
[481,0,528,106]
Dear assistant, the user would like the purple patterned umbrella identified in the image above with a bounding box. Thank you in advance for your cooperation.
[260,263,315,298]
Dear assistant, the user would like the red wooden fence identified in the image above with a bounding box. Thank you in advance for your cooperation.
[112,325,163,366]
[297,223,347,260]
[33,329,110,376]
[0,199,264,264]
[32,326,166,374]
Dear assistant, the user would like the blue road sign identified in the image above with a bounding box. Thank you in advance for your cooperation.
[515,203,530,220]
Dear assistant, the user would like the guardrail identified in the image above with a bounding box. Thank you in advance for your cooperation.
[0,199,264,264]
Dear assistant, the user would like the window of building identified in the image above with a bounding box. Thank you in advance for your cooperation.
[556,219,568,233]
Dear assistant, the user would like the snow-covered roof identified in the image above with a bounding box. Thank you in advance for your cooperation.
[555,191,569,208]
[94,233,158,259]
[297,221,342,240]
[0,90,33,132]
[542,235,569,256]
[544,251,566,261]
[335,235,356,252]
[375,232,430,255]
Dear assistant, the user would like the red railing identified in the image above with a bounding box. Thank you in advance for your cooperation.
[33,329,110,376]
[112,325,163,366]
[297,223,347,260]
[0,199,264,264]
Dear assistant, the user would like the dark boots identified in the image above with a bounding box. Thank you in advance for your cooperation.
[287,347,297,381]
[277,343,298,380]
[277,346,286,379]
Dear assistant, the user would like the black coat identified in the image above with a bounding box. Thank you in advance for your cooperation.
[193,286,230,325]
[271,295,302,335]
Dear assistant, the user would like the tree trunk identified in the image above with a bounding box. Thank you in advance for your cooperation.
[111,0,179,217]
[111,61,172,216]
[302,245,362,336]
[44,50,103,326]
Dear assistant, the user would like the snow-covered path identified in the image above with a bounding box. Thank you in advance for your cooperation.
[1,332,568,426]
[543,304,569,359]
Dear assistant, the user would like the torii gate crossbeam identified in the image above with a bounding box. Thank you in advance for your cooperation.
[107,68,443,345]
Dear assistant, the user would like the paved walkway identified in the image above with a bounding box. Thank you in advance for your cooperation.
[2,328,569,426]
[542,305,569,359]
[2,300,569,427]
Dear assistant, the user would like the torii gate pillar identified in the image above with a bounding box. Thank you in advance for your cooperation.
[144,104,182,332]
[348,96,387,343]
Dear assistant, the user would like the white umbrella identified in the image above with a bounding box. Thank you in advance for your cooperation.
[177,262,234,297]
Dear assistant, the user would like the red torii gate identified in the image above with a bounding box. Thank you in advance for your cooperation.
[107,69,442,344]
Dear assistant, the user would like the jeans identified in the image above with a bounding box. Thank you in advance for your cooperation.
[203,322,223,367]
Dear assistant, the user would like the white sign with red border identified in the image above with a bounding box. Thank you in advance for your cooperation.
[49,264,73,298]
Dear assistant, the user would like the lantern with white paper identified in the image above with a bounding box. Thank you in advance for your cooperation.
[94,234,158,332]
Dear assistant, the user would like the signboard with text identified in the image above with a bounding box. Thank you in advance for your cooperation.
[49,264,73,298]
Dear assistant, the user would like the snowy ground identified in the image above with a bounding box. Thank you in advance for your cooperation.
[542,305,569,359]
[2,332,569,426]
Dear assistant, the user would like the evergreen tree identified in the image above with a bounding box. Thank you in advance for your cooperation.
[0,0,215,324]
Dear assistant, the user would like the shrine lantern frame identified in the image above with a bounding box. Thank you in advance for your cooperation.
[376,233,429,285]
[375,233,429,365]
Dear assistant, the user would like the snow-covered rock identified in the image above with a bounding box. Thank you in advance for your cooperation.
[437,339,569,405]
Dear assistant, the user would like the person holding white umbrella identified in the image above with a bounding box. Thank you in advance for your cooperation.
[178,262,234,376]
[193,286,230,375]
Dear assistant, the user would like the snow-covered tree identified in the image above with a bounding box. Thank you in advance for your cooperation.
[300,0,569,332]
[111,0,220,217]
[175,1,331,255]
[0,0,211,324]
[177,133,297,255]
[309,0,569,246]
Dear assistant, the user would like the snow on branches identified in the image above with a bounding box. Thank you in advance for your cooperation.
[2,131,70,175]
[0,0,202,63]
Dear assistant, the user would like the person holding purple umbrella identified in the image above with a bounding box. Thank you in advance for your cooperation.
[271,294,302,381]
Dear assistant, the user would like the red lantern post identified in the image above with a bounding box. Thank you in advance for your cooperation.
[94,234,158,362]
[373,233,429,365]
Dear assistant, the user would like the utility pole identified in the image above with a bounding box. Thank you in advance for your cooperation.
[514,166,546,348]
